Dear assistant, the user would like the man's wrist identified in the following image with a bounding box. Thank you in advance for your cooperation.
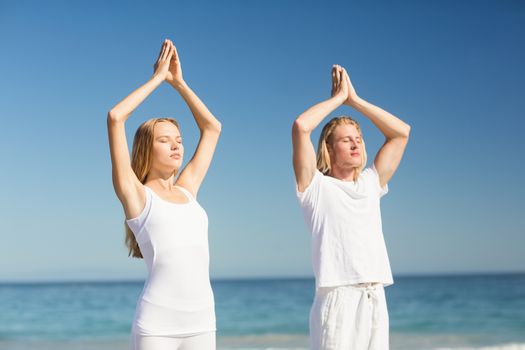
[346,95,364,108]
[331,93,346,105]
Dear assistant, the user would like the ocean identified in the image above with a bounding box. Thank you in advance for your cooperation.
[0,274,524,350]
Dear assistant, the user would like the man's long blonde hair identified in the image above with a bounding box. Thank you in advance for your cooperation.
[125,117,181,258]
[316,116,367,182]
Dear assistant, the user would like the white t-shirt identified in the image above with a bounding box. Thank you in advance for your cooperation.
[296,164,393,288]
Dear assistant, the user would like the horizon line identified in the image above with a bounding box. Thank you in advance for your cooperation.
[1,270,524,285]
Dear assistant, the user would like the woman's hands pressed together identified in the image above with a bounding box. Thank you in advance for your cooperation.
[166,41,184,88]
[153,39,185,88]
[153,39,174,81]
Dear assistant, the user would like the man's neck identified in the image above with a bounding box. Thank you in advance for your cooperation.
[329,166,357,182]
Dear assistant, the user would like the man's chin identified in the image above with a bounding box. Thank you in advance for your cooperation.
[343,163,362,169]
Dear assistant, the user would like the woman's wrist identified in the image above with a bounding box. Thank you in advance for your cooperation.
[170,79,188,92]
[150,73,165,85]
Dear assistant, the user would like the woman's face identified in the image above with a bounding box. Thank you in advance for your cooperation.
[151,121,184,172]
[328,123,363,170]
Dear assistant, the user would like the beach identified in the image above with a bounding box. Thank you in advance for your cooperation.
[2,334,525,350]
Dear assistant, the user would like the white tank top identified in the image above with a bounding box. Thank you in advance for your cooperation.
[126,185,215,336]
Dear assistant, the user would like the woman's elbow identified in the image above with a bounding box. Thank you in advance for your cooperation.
[403,123,411,138]
[292,118,310,135]
[107,110,126,124]
[107,110,121,123]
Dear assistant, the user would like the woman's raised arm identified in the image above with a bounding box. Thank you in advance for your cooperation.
[164,41,222,198]
[107,40,174,218]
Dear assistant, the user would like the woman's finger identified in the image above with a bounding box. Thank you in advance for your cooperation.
[168,41,177,61]
[161,49,168,62]
[172,44,180,62]
[167,45,174,60]
[161,40,171,61]
[157,40,167,60]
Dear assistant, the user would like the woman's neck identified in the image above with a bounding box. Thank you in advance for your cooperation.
[144,169,178,190]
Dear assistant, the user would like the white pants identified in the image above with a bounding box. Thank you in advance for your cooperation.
[130,331,216,350]
[309,283,389,350]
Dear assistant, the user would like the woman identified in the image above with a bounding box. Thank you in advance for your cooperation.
[107,39,221,350]
[292,65,410,350]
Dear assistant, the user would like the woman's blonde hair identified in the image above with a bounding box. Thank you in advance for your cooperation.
[316,116,367,181]
[125,117,181,258]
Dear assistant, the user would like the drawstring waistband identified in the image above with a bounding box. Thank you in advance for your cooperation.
[355,283,380,329]
[311,282,387,349]
[317,282,382,329]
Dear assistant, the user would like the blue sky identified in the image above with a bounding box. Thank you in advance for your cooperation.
[1,0,524,281]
